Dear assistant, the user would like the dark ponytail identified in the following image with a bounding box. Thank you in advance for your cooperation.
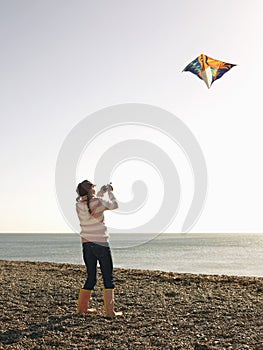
[85,194,92,214]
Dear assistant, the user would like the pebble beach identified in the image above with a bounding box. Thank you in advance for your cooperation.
[1,259,263,350]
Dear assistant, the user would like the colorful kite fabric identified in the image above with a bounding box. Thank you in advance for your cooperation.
[183,54,236,88]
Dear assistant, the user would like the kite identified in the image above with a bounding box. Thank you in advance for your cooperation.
[183,54,236,88]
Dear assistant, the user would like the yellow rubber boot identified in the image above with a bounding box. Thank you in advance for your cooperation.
[78,288,97,314]
[103,289,122,317]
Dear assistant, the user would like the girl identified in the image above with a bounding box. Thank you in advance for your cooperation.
[76,180,122,317]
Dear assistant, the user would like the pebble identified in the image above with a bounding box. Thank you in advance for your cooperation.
[1,260,262,350]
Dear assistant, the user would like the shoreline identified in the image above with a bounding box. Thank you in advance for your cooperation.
[1,233,262,278]
[2,257,263,279]
[1,259,263,349]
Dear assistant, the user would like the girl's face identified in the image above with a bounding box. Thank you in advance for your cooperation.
[88,187,96,196]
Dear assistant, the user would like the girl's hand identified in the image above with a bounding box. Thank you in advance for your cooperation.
[107,184,113,192]
[97,190,104,197]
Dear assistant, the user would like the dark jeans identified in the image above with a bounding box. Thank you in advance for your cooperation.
[82,241,115,290]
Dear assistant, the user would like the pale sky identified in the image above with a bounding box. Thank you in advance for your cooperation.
[1,0,263,233]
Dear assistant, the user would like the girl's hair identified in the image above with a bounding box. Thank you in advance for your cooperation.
[76,180,94,214]
[76,180,93,196]
[85,194,92,214]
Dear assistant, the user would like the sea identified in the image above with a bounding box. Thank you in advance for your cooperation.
[0,233,263,277]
